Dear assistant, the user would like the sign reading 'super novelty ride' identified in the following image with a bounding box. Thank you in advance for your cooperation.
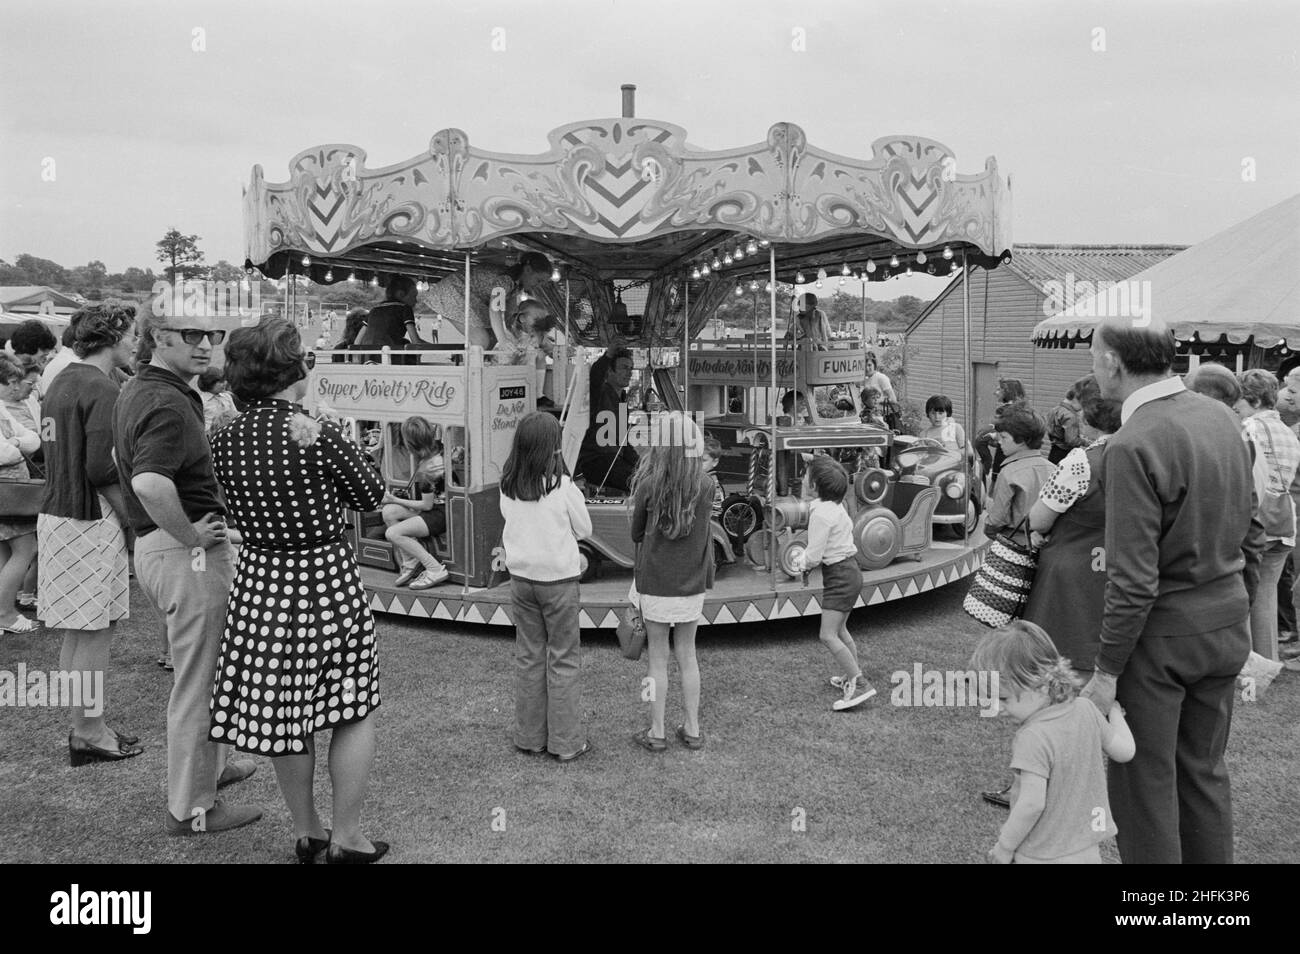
[243,88,1011,629]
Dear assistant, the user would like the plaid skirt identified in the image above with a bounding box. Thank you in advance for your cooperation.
[36,500,130,630]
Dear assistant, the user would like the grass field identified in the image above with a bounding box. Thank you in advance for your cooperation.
[2,579,1297,864]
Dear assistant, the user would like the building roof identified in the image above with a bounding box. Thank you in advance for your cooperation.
[1034,194,1300,347]
[0,285,84,312]
[905,242,1188,336]
[1004,244,1188,296]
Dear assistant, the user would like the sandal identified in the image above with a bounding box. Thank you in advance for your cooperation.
[0,615,40,635]
[633,728,667,752]
[675,724,704,750]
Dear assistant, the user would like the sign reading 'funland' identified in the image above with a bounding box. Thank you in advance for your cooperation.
[687,349,866,387]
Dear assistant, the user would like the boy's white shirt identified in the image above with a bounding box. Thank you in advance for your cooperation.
[794,498,856,571]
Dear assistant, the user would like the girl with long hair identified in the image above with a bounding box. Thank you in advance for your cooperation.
[499,412,593,760]
[628,412,716,751]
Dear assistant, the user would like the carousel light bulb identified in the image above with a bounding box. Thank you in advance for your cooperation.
[749,280,759,291]
[795,271,806,284]
[889,255,900,268]
[370,276,379,287]
[916,250,927,264]
[347,272,356,283]
[816,268,828,281]
[927,263,937,274]
[691,266,701,280]
[701,263,711,276]
[942,245,954,260]
[302,255,311,267]
[712,254,722,270]
[324,269,333,282]
[550,267,561,282]
[815,279,823,289]
[841,263,851,276]
[906,265,913,275]
[839,276,846,286]
[746,238,758,255]
[724,252,733,265]
[245,266,254,276]
[734,284,744,297]
[765,281,773,292]
[759,238,770,248]
[865,260,877,274]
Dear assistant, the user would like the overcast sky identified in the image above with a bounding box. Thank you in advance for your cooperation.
[1,0,1296,300]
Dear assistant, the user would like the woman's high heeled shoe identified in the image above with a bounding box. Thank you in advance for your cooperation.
[294,829,332,864]
[68,731,144,767]
[325,840,390,864]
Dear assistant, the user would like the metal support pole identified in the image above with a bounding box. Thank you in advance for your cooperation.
[769,248,778,589]
[462,252,472,603]
[961,249,973,539]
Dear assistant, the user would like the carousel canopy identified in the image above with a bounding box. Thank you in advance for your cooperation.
[1033,193,1300,349]
[243,114,1012,343]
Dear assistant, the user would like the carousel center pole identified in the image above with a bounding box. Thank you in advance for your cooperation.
[961,248,972,539]
[683,281,690,414]
[769,247,778,590]
[462,251,472,603]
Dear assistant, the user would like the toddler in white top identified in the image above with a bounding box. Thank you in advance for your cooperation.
[791,455,874,711]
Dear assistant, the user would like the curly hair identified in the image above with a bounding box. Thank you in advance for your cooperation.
[1238,368,1278,410]
[70,301,136,359]
[1072,374,1121,435]
[0,353,25,386]
[969,620,1082,707]
[9,319,56,356]
[223,318,309,402]
[993,403,1046,449]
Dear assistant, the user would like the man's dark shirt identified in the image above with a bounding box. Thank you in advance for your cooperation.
[113,364,225,535]
[356,301,414,350]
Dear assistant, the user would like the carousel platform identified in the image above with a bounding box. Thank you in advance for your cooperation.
[362,528,989,630]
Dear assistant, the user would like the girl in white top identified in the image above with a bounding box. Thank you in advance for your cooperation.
[499,411,593,760]
[791,455,875,711]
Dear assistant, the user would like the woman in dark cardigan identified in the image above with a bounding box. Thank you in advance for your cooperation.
[1022,374,1122,673]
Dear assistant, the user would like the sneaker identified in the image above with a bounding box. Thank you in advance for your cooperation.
[165,799,263,836]
[408,566,450,590]
[832,675,877,711]
[392,564,420,587]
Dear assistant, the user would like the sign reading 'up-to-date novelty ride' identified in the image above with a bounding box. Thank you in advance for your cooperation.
[686,348,867,387]
[314,370,464,417]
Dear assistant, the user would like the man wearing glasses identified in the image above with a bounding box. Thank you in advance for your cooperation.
[113,309,263,837]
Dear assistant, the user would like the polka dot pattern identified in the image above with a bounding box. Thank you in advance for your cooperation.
[1038,441,1103,512]
[208,400,385,754]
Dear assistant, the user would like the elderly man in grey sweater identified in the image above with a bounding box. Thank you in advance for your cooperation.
[1084,317,1253,864]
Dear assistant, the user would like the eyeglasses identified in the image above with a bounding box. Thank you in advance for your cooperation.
[162,327,227,346]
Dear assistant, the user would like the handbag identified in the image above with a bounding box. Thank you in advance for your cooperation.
[1252,423,1296,539]
[615,605,647,660]
[963,515,1038,628]
[0,477,44,519]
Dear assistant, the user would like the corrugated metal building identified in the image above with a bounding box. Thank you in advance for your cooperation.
[902,244,1186,431]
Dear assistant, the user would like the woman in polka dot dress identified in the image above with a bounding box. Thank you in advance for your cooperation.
[210,319,389,864]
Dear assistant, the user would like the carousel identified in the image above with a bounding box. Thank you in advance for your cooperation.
[241,87,1014,629]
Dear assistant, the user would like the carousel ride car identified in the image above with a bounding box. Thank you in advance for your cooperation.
[241,87,1012,628]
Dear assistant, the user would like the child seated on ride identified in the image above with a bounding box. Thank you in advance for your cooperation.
[919,394,979,471]
[702,436,725,518]
[790,455,875,712]
[382,416,450,590]
[859,386,888,430]
[780,389,811,425]
[970,620,1135,864]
